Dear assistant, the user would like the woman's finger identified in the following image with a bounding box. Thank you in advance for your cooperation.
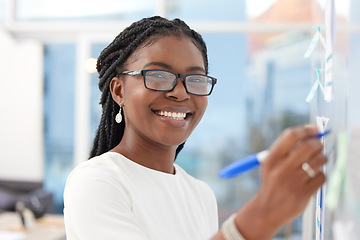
[299,153,327,182]
[304,171,326,197]
[265,125,319,167]
[281,138,324,171]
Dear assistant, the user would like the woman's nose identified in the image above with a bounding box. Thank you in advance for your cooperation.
[165,78,189,101]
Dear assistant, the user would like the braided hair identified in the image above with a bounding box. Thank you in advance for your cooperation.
[90,16,209,159]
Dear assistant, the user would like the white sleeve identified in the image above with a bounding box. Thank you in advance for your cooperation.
[63,165,148,240]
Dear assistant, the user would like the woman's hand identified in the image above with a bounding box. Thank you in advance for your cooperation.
[234,125,327,240]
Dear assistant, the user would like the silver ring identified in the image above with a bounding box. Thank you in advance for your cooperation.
[302,162,316,178]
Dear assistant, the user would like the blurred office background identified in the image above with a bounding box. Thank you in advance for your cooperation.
[0,0,359,239]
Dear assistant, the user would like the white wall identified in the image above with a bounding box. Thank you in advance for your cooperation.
[0,28,43,182]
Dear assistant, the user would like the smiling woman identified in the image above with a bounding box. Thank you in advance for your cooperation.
[63,16,327,240]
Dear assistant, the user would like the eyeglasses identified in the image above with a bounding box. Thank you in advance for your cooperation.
[121,69,217,96]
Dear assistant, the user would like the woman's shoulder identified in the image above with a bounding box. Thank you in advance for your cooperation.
[65,152,126,186]
[63,152,133,219]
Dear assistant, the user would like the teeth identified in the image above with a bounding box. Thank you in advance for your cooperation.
[156,110,187,120]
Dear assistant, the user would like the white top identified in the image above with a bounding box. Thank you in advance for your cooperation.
[63,152,218,240]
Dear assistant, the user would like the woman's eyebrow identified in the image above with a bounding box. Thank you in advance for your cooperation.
[143,62,205,73]
[187,66,206,73]
[143,62,172,69]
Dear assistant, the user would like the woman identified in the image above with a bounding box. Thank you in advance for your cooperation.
[64,16,326,240]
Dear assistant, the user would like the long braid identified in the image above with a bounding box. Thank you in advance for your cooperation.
[90,16,209,159]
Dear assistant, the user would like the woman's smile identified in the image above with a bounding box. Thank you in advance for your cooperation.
[154,110,187,120]
[152,107,193,128]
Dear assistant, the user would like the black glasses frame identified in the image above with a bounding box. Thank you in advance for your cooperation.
[120,69,217,96]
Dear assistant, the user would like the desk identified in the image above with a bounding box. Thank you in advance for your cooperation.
[0,212,65,240]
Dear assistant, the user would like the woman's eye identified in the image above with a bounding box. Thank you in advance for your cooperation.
[148,72,168,79]
[188,77,205,83]
[154,74,166,78]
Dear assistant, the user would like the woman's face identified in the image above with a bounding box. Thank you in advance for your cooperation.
[118,35,208,148]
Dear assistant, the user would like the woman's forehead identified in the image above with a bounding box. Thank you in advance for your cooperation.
[125,35,205,70]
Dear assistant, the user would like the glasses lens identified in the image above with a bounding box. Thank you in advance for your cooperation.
[144,70,176,91]
[185,75,214,95]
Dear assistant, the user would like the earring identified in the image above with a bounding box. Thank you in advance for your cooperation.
[115,106,122,123]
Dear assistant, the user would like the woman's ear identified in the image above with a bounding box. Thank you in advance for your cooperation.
[110,77,124,106]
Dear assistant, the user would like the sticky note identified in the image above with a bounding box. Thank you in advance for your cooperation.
[306,69,324,103]
[304,25,326,58]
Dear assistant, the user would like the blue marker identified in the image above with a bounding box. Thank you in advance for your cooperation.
[219,130,330,178]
